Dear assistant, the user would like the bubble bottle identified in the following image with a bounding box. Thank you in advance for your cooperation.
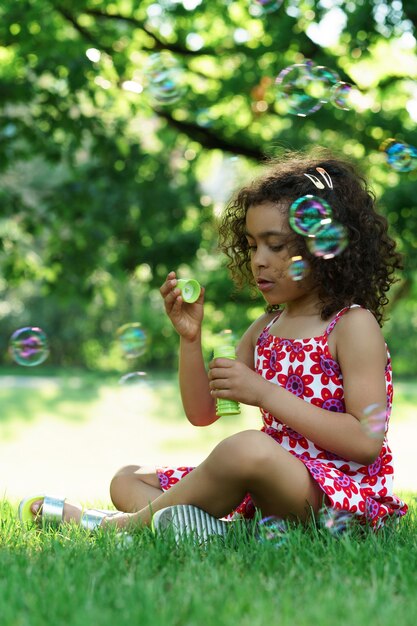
[213,340,241,417]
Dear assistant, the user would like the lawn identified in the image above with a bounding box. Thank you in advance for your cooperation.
[0,499,416,626]
[0,370,416,624]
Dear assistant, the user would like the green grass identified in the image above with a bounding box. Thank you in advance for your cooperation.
[1,370,416,624]
[1,498,417,626]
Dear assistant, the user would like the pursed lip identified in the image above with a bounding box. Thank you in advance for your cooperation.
[256,277,275,292]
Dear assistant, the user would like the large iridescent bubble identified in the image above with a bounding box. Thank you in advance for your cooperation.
[307,220,349,259]
[289,195,333,237]
[275,62,340,117]
[275,63,321,117]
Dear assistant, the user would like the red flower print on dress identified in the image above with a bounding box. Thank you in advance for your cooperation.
[286,426,309,450]
[332,472,359,499]
[311,387,345,412]
[286,340,312,364]
[277,364,314,398]
[365,497,382,522]
[262,347,286,379]
[157,469,180,489]
[358,448,393,486]
[309,348,342,386]
[262,424,284,444]
[157,467,193,490]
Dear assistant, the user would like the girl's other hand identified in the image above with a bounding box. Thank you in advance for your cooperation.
[159,271,205,341]
[208,357,265,407]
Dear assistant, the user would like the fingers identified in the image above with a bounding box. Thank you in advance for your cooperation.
[159,271,183,311]
[159,271,177,298]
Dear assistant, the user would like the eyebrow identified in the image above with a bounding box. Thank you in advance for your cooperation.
[244,229,289,238]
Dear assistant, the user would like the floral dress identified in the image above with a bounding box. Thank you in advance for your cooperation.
[157,306,408,529]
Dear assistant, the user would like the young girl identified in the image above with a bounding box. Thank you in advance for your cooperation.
[21,151,408,535]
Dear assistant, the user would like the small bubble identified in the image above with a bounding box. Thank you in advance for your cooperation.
[145,51,186,105]
[362,403,386,438]
[118,371,150,415]
[9,327,49,367]
[255,516,288,547]
[117,323,148,359]
[319,506,352,537]
[380,138,417,172]
[287,256,309,281]
[330,81,363,111]
[254,0,283,14]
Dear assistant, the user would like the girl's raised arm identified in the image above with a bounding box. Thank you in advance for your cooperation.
[160,272,217,426]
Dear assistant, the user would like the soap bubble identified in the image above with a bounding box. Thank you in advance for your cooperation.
[307,220,349,259]
[254,0,283,14]
[255,516,288,547]
[319,506,352,537]
[380,139,417,173]
[304,65,340,103]
[118,371,150,414]
[330,81,362,111]
[9,327,49,367]
[275,63,322,117]
[145,52,186,105]
[275,62,339,116]
[289,195,333,237]
[287,256,309,281]
[361,403,386,438]
[117,323,148,359]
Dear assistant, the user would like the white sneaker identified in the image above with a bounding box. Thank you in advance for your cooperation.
[152,505,229,544]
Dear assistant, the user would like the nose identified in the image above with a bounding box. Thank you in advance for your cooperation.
[252,245,268,268]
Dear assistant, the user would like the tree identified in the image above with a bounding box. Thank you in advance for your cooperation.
[0,0,416,370]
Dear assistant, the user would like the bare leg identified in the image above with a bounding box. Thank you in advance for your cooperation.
[122,430,324,529]
[30,430,324,528]
[28,465,163,521]
[109,465,163,512]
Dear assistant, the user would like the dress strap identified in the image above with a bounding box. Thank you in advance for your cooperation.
[324,304,362,337]
[264,311,282,333]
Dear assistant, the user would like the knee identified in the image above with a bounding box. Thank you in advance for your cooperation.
[109,465,141,503]
[111,464,141,481]
[212,430,274,477]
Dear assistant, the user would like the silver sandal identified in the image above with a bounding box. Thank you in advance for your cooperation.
[18,494,116,530]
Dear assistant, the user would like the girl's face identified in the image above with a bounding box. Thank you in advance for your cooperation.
[245,201,314,307]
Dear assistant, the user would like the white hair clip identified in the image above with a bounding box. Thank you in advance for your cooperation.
[303,167,333,190]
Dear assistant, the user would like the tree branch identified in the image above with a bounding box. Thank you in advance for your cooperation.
[157,109,265,160]
[82,7,216,57]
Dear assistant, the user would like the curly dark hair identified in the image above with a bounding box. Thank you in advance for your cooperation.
[218,149,403,325]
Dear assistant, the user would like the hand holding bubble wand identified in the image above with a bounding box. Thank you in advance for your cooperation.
[160,272,204,343]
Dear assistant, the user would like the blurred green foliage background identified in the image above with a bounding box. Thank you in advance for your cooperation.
[0,0,416,374]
